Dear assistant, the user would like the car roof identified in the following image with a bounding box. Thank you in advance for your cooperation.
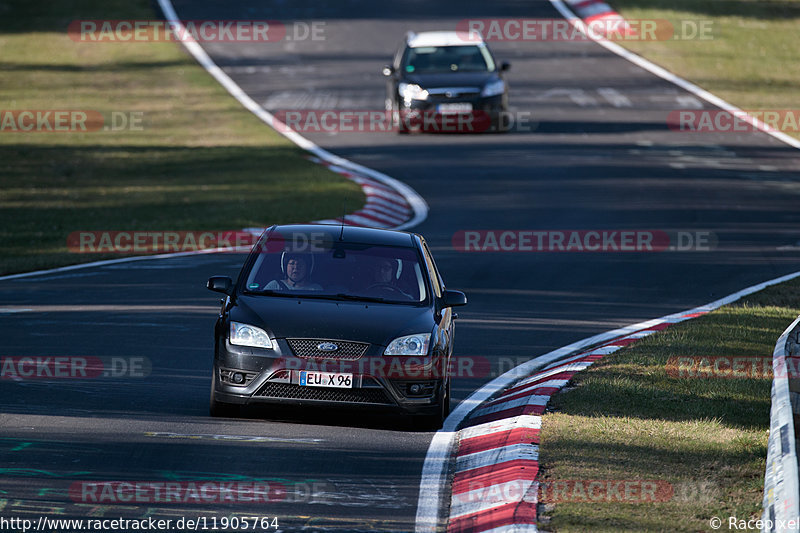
[267,224,417,248]
[406,31,482,48]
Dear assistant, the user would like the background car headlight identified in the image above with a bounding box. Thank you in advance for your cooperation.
[229,322,273,349]
[398,82,429,103]
[481,79,506,97]
[384,333,431,356]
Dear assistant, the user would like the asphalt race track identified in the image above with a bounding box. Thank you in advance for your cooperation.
[2,0,800,531]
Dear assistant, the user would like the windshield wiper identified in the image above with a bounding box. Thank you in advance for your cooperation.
[245,290,390,304]
[333,293,389,303]
[244,289,297,297]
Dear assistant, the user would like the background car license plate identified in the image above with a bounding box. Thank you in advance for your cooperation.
[437,103,472,114]
[299,370,353,388]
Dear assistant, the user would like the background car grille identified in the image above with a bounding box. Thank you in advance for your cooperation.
[427,87,480,99]
[286,338,369,360]
[256,382,392,404]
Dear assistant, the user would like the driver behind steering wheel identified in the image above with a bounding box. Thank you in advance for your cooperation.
[375,258,396,284]
[366,258,413,299]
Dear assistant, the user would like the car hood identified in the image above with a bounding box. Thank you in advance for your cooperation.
[232,295,434,346]
[403,71,498,89]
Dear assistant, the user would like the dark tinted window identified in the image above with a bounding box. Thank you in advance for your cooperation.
[402,44,495,74]
[244,232,428,304]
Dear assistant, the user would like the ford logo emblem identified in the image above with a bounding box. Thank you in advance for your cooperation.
[317,342,339,352]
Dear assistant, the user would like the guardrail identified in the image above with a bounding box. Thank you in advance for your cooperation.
[762,315,800,532]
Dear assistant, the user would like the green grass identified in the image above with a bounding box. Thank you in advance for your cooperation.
[0,0,365,275]
[610,0,800,138]
[538,277,800,531]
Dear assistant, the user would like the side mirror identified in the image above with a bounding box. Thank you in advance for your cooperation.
[207,276,233,295]
[500,61,511,72]
[382,65,395,77]
[441,289,467,308]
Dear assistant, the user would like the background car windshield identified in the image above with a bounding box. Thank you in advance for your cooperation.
[245,243,428,303]
[403,45,495,73]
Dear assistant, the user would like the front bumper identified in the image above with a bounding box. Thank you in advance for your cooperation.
[399,94,507,133]
[212,338,446,415]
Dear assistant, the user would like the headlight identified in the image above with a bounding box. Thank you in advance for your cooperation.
[229,322,273,349]
[398,83,429,103]
[481,79,506,97]
[384,333,431,356]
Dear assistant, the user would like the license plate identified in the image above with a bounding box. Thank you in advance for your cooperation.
[299,371,353,389]
[437,103,473,114]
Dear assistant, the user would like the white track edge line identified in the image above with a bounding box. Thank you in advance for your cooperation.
[0,246,249,282]
[0,1,428,283]
[156,0,429,230]
[549,0,800,150]
[434,4,800,523]
[416,269,800,532]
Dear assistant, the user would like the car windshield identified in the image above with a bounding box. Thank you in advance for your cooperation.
[402,44,495,74]
[243,235,428,304]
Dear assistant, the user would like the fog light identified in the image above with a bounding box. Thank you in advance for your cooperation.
[405,381,437,396]
[219,368,257,386]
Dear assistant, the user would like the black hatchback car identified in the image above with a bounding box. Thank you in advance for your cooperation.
[206,224,467,429]
[383,30,510,133]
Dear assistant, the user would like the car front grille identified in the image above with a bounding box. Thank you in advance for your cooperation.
[426,87,481,100]
[256,382,393,404]
[286,338,369,360]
